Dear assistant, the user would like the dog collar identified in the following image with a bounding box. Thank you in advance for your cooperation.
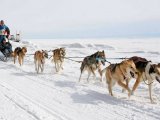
[96,57,105,61]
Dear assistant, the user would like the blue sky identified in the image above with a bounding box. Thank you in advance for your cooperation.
[1,0,160,38]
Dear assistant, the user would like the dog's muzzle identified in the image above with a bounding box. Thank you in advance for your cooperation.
[101,59,106,66]
[130,71,135,78]
[45,54,48,58]
[102,61,105,66]
[156,76,160,83]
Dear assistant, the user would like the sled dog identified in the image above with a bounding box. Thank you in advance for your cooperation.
[52,48,66,72]
[129,56,160,103]
[34,50,48,73]
[79,50,106,82]
[102,59,137,97]
[13,47,27,66]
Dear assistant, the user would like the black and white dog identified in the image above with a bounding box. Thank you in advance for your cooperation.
[129,56,160,103]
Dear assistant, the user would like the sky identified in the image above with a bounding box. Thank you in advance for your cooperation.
[1,0,160,39]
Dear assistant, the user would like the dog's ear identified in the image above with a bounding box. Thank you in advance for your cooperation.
[61,47,65,49]
[97,51,100,55]
[63,47,66,51]
[60,47,65,51]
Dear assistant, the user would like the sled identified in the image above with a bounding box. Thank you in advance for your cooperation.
[0,43,12,62]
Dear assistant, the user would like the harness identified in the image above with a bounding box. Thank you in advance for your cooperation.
[86,56,96,65]
[40,51,47,64]
[60,51,65,62]
[53,49,65,62]
[118,65,126,80]
[109,63,126,80]
[142,66,154,85]
[84,56,105,68]
[96,57,104,61]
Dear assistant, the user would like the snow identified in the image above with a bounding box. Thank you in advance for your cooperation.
[0,38,160,120]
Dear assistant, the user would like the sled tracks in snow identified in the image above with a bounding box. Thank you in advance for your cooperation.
[0,82,72,120]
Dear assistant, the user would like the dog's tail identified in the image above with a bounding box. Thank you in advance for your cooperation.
[80,61,85,73]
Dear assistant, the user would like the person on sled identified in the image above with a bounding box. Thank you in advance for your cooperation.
[0,20,12,57]
[0,20,10,39]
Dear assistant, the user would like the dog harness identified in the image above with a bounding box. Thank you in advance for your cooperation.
[118,65,126,80]
[109,63,126,80]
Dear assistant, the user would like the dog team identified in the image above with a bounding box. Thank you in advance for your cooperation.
[12,47,66,73]
[11,46,160,103]
[79,51,160,103]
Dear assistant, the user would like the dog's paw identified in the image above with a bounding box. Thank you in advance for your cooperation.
[128,90,131,97]
[150,97,157,104]
[150,99,155,104]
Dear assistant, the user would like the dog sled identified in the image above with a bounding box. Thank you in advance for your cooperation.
[0,50,12,62]
[0,39,13,62]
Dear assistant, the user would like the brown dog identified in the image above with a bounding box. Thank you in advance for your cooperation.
[13,47,27,66]
[102,59,137,97]
[52,48,66,72]
[34,50,48,73]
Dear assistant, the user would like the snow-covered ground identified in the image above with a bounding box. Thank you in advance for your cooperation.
[0,38,160,120]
